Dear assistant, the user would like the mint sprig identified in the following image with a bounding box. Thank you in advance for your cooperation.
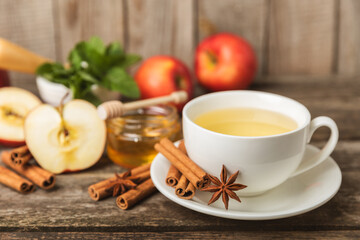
[36,37,141,105]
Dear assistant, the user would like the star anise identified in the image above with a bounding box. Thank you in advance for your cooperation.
[202,165,247,210]
[105,171,137,197]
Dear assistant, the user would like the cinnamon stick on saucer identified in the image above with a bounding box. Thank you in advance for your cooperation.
[1,151,55,190]
[10,145,32,167]
[173,143,195,199]
[166,164,181,187]
[155,138,209,189]
[88,162,151,201]
[116,178,157,210]
[0,166,35,193]
[175,175,195,200]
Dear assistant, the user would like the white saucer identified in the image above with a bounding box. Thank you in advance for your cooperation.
[150,144,342,220]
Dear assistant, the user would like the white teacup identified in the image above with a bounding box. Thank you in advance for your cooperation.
[182,91,338,196]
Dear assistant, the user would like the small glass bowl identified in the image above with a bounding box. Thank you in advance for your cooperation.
[106,104,181,168]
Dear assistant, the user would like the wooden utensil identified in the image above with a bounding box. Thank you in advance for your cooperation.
[0,38,51,74]
[97,91,188,120]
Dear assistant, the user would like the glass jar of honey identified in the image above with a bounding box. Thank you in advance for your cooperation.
[106,104,181,168]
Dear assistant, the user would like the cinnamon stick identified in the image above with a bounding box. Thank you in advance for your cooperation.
[129,170,151,184]
[166,164,181,187]
[88,162,151,201]
[1,151,55,190]
[164,138,207,180]
[0,166,35,193]
[175,175,195,200]
[175,144,195,199]
[116,178,157,210]
[155,138,209,189]
[155,142,199,187]
[10,145,32,167]
[178,140,186,153]
[11,145,29,157]
[12,154,32,166]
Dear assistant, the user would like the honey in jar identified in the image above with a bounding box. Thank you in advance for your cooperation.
[106,104,181,168]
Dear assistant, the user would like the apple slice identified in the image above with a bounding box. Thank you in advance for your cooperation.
[24,100,106,173]
[0,87,41,147]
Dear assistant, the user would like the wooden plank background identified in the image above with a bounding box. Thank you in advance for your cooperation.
[0,0,358,93]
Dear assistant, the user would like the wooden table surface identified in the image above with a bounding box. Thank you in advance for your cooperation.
[0,80,359,239]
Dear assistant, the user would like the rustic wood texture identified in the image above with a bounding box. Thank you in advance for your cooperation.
[1,231,360,239]
[0,80,359,239]
[125,0,195,68]
[198,0,267,76]
[54,0,125,63]
[338,0,360,75]
[268,0,337,75]
[0,0,359,89]
[0,162,358,232]
[0,0,56,92]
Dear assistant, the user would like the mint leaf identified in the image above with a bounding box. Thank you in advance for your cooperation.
[36,36,141,105]
[69,49,82,69]
[87,36,106,54]
[76,42,107,76]
[77,71,99,84]
[106,42,124,57]
[82,91,102,106]
[36,63,64,75]
[36,63,70,83]
[121,54,142,69]
[50,78,71,87]
[105,42,125,66]
[103,67,140,99]
[69,83,79,99]
[36,62,53,75]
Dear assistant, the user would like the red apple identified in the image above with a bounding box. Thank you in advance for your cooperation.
[0,69,10,87]
[195,33,257,91]
[134,56,193,110]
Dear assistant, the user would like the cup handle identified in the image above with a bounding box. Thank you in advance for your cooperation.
[290,116,339,178]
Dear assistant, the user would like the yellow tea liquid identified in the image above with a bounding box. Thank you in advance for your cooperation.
[194,108,297,137]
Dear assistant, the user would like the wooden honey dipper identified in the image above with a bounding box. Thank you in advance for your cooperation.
[97,91,188,120]
[0,38,51,74]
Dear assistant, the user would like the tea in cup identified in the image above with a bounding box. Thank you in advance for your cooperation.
[182,91,338,196]
[194,107,298,137]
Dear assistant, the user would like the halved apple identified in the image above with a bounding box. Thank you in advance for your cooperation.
[0,87,41,147]
[24,100,106,173]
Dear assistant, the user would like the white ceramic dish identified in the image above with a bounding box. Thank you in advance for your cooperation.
[151,143,342,220]
[36,76,121,106]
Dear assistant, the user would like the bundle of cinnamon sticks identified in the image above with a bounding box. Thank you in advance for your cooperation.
[155,138,209,200]
[0,145,56,193]
[88,162,157,210]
